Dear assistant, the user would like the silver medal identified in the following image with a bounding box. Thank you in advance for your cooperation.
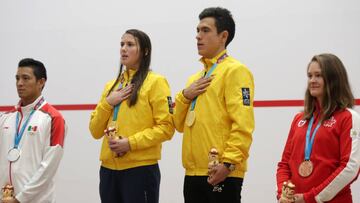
[7,148,21,162]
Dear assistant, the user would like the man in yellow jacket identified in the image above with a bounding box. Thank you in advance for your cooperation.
[173,7,255,203]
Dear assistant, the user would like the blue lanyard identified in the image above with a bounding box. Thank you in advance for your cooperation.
[189,63,217,111]
[112,82,124,121]
[189,53,228,111]
[304,116,321,160]
[14,97,44,149]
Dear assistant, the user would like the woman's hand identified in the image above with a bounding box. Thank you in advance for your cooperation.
[106,84,133,106]
[108,137,131,154]
[294,194,305,203]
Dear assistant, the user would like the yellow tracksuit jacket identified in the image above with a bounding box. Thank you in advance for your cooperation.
[174,50,255,178]
[89,69,175,170]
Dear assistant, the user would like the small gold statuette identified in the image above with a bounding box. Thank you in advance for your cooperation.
[104,126,123,157]
[185,110,196,127]
[104,126,119,140]
[208,148,220,171]
[281,181,296,202]
[208,148,223,192]
[298,160,313,177]
[1,183,15,201]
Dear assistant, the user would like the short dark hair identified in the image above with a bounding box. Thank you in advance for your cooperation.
[18,58,47,81]
[199,7,235,47]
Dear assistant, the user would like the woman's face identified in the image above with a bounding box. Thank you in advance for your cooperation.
[307,61,325,103]
[120,33,141,70]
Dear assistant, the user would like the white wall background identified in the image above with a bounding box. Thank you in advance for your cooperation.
[1,0,360,202]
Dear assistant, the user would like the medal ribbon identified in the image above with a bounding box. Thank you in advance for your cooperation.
[304,115,321,160]
[112,82,124,121]
[13,97,44,149]
[112,73,130,121]
[189,53,228,111]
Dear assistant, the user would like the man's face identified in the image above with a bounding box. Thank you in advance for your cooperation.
[196,17,226,59]
[16,67,44,103]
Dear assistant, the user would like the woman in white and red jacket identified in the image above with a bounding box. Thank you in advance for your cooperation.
[276,53,360,203]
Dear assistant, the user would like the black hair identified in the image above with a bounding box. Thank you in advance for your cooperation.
[18,58,47,81]
[199,7,235,47]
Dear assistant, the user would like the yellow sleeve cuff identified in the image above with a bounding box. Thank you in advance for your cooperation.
[100,98,113,112]
[177,90,191,104]
[128,135,137,151]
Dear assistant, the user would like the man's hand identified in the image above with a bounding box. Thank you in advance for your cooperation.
[2,197,20,203]
[183,77,213,100]
[108,137,131,154]
[207,163,230,186]
[106,84,133,106]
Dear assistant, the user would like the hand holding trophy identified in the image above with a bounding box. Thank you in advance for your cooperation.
[104,125,124,157]
[279,181,296,203]
[207,148,223,192]
[1,184,15,202]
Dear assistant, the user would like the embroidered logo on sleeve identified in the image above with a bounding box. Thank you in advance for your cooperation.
[298,120,307,127]
[241,88,250,106]
[167,96,174,114]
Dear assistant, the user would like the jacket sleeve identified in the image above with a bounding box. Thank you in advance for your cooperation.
[276,114,299,200]
[221,65,255,165]
[173,82,191,133]
[16,115,67,202]
[89,81,114,139]
[303,110,360,203]
[128,76,175,150]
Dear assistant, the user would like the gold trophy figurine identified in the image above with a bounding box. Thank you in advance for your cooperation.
[208,148,220,171]
[1,184,15,201]
[104,126,123,157]
[280,181,296,202]
[208,148,223,192]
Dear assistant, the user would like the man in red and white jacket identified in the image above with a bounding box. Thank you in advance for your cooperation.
[0,58,66,203]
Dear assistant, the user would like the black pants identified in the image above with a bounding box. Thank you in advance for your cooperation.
[184,176,243,203]
[99,164,160,203]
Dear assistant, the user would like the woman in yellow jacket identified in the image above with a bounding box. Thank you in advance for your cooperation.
[89,29,174,203]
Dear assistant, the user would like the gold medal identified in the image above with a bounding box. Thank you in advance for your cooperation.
[186,111,196,127]
[298,160,313,177]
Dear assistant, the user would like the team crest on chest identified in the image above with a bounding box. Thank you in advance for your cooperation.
[298,120,307,127]
[27,125,38,136]
[323,116,336,128]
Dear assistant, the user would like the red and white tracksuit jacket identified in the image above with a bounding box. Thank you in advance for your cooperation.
[277,107,360,203]
[0,96,66,203]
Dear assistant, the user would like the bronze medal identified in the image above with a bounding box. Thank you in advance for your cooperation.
[185,111,196,127]
[298,160,313,177]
